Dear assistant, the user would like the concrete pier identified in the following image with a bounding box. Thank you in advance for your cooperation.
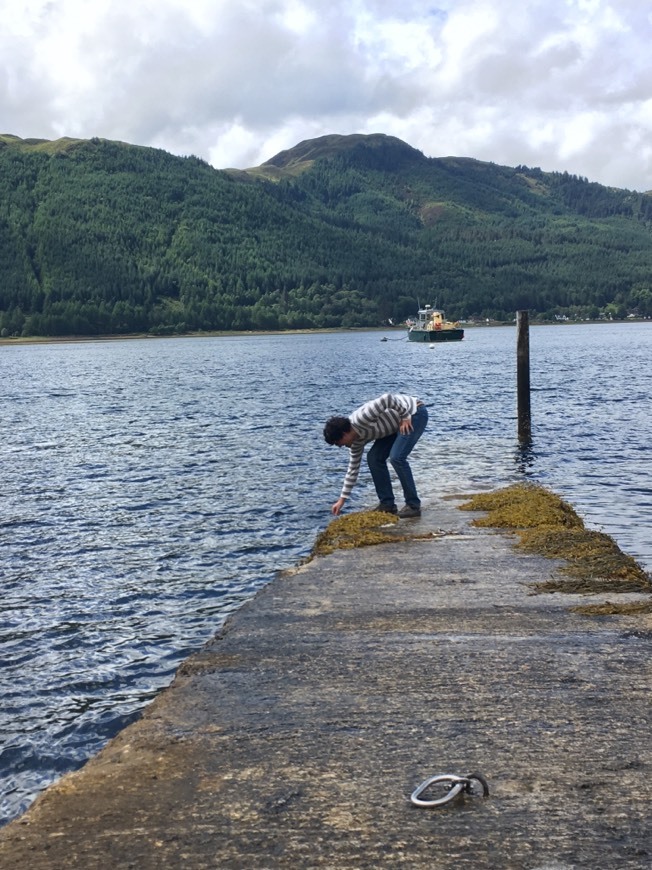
[1,498,650,869]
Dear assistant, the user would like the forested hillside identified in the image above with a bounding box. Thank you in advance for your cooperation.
[1,132,651,337]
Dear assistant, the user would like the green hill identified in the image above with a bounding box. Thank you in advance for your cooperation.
[1,132,651,337]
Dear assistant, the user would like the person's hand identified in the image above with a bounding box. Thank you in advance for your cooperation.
[331,497,346,515]
[399,416,413,435]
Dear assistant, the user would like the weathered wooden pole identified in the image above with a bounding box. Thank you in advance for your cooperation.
[517,310,532,443]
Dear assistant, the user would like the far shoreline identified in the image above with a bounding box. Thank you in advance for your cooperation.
[0,327,378,347]
[1,319,648,348]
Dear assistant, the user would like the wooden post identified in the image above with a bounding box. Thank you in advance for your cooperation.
[517,310,531,443]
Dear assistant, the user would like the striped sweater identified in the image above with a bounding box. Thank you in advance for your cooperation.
[339,392,420,500]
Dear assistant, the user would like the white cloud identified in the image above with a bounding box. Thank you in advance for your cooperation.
[1,0,652,189]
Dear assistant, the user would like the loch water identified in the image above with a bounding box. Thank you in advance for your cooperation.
[1,322,651,824]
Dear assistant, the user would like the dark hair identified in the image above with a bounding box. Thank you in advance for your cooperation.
[323,416,351,445]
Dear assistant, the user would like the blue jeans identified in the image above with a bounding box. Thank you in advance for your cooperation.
[367,404,428,509]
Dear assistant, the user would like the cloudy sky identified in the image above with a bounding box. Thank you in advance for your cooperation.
[3,0,652,190]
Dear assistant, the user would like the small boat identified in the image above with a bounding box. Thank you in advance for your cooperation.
[407,306,464,343]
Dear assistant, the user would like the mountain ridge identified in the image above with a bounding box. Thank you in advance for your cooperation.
[4,130,647,194]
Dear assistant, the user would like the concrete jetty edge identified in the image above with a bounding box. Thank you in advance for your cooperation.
[1,496,650,869]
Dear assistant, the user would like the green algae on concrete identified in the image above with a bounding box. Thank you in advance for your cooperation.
[459,482,652,597]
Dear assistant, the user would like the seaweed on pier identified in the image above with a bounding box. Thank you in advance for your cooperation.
[459,483,652,595]
[459,482,582,531]
[570,600,652,616]
[311,510,403,557]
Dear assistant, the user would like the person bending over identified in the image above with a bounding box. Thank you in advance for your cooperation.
[323,392,428,518]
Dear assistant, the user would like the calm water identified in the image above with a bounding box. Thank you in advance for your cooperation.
[1,323,650,824]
